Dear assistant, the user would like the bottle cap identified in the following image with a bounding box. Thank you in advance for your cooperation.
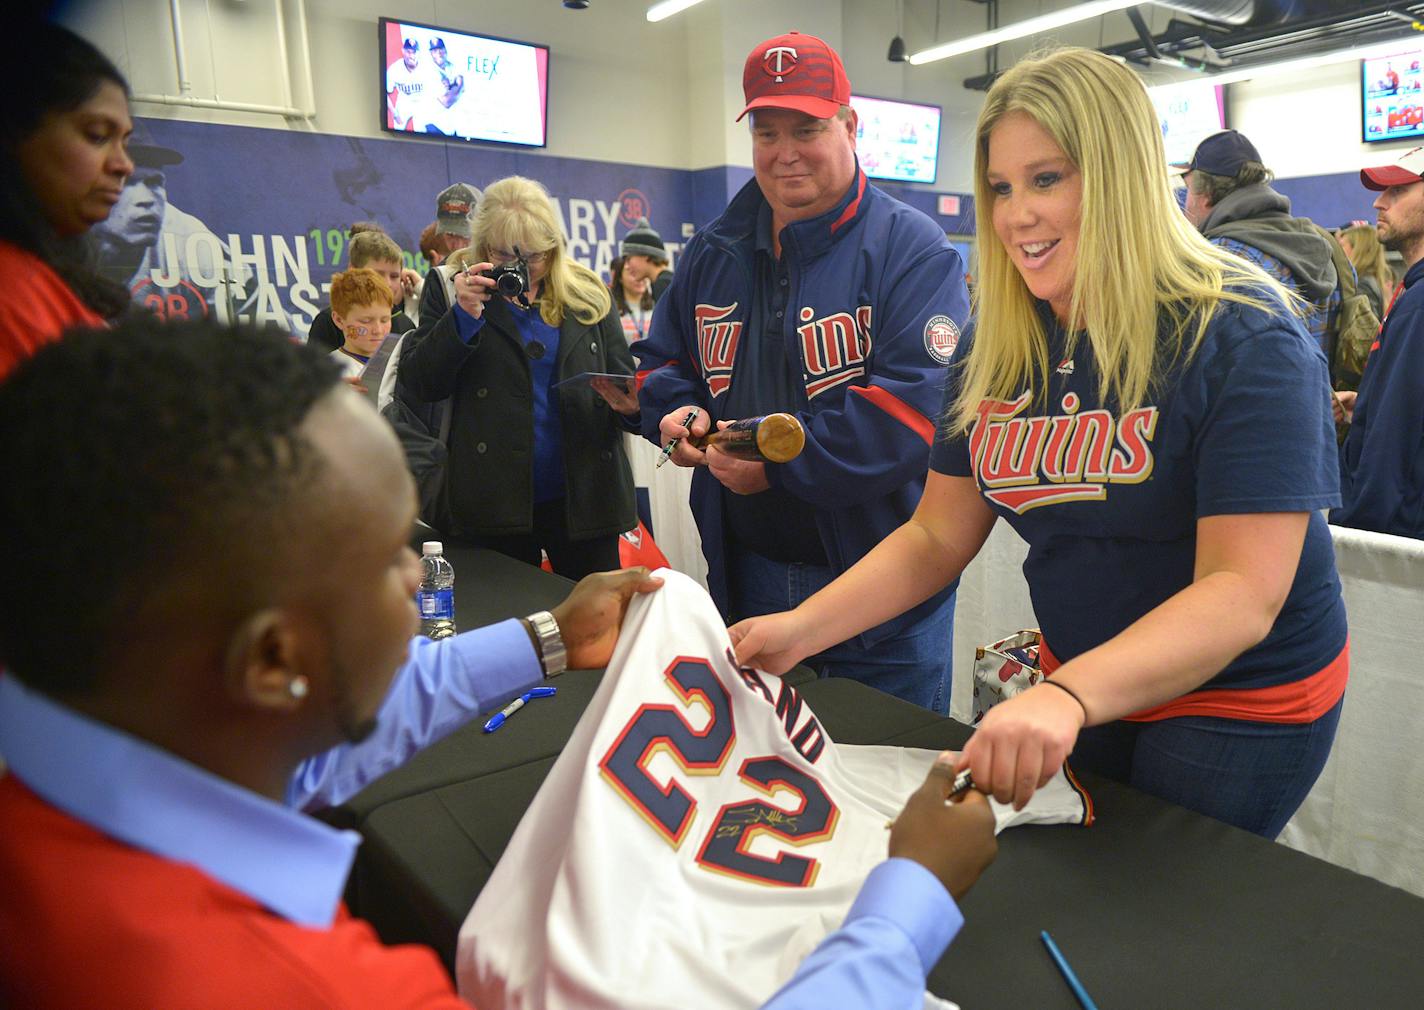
[422,541,444,556]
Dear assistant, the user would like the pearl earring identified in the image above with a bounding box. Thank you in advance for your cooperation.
[288,676,310,700]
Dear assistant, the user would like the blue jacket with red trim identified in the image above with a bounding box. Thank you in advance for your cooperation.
[633,167,969,645]
[1332,256,1424,539]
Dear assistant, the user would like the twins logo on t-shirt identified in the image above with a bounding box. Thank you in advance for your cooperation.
[967,389,1160,513]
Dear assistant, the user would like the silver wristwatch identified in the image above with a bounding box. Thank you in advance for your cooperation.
[525,610,567,677]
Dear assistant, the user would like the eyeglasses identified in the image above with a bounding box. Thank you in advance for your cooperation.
[489,248,551,266]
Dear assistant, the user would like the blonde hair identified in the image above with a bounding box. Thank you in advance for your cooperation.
[347,230,402,269]
[330,268,393,317]
[461,175,611,327]
[1341,223,1394,300]
[953,48,1295,432]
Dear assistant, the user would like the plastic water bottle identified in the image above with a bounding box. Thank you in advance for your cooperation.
[416,541,456,640]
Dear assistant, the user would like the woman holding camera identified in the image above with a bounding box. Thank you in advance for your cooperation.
[400,175,636,579]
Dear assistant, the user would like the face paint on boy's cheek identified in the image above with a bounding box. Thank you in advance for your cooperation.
[350,326,370,337]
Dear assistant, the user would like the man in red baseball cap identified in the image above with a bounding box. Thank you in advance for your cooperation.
[1332,146,1424,539]
[735,31,856,239]
[633,29,969,711]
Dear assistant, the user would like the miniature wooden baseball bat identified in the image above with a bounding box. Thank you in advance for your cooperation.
[688,412,806,463]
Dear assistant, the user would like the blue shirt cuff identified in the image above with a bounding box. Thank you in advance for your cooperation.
[847,858,963,973]
[442,617,542,703]
[453,302,485,344]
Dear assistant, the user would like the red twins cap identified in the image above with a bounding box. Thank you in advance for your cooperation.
[1361,144,1424,190]
[737,32,851,123]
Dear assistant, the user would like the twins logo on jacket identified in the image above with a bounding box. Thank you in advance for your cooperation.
[966,388,1159,514]
[695,301,876,399]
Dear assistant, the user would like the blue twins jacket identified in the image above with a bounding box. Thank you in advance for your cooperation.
[633,166,970,647]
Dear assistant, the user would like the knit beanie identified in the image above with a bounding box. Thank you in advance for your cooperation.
[620,218,667,261]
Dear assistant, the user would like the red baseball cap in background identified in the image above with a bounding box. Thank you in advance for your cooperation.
[1361,145,1424,190]
[737,31,851,123]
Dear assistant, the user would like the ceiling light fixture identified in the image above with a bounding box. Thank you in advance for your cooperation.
[909,0,1141,65]
[889,0,908,62]
[647,0,709,23]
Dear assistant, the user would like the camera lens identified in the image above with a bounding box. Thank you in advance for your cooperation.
[496,272,524,297]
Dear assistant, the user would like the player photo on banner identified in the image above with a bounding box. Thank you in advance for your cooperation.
[90,122,255,323]
[382,20,549,147]
[90,118,685,336]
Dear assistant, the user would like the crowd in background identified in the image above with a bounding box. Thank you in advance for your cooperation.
[3,15,1424,1010]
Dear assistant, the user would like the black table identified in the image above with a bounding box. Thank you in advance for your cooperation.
[336,545,1424,1008]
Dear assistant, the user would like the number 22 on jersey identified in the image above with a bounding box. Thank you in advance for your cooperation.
[598,656,839,888]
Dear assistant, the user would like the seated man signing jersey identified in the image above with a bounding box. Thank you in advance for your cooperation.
[0,317,996,1010]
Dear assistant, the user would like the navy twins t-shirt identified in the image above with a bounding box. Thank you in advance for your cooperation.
[931,296,1347,716]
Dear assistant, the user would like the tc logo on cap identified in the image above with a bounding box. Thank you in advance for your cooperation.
[763,45,799,82]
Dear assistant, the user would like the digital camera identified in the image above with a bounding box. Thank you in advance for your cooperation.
[482,250,530,300]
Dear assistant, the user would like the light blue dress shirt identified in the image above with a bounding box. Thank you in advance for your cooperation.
[286,620,541,809]
[763,858,963,1009]
[0,620,542,929]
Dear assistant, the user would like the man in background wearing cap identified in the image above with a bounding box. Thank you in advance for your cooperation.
[399,183,480,332]
[386,38,427,132]
[405,184,481,323]
[1179,129,1348,378]
[378,183,480,407]
[91,123,254,323]
[620,218,675,302]
[1332,148,1424,540]
[634,32,969,714]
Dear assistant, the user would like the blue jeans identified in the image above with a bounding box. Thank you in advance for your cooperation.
[1070,696,1345,839]
[728,547,955,714]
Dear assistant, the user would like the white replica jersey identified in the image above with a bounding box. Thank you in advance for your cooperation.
[423,59,463,135]
[385,59,427,129]
[457,570,1092,1010]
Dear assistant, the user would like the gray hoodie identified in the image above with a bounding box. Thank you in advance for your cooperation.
[1200,183,1338,301]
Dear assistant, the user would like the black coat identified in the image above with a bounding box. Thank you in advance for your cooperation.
[399,273,636,541]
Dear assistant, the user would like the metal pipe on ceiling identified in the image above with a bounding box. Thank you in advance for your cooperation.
[1153,1,1382,28]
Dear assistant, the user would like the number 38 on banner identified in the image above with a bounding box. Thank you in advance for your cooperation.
[597,657,839,888]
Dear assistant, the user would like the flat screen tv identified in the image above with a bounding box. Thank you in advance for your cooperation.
[849,94,941,184]
[379,17,549,147]
[1149,81,1226,166]
[1362,48,1424,143]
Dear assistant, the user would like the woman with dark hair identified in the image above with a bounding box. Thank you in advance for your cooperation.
[0,22,134,380]
[608,255,654,344]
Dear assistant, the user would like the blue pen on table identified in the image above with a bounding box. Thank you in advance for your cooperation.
[483,686,557,733]
[655,408,700,469]
[1040,931,1099,1010]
